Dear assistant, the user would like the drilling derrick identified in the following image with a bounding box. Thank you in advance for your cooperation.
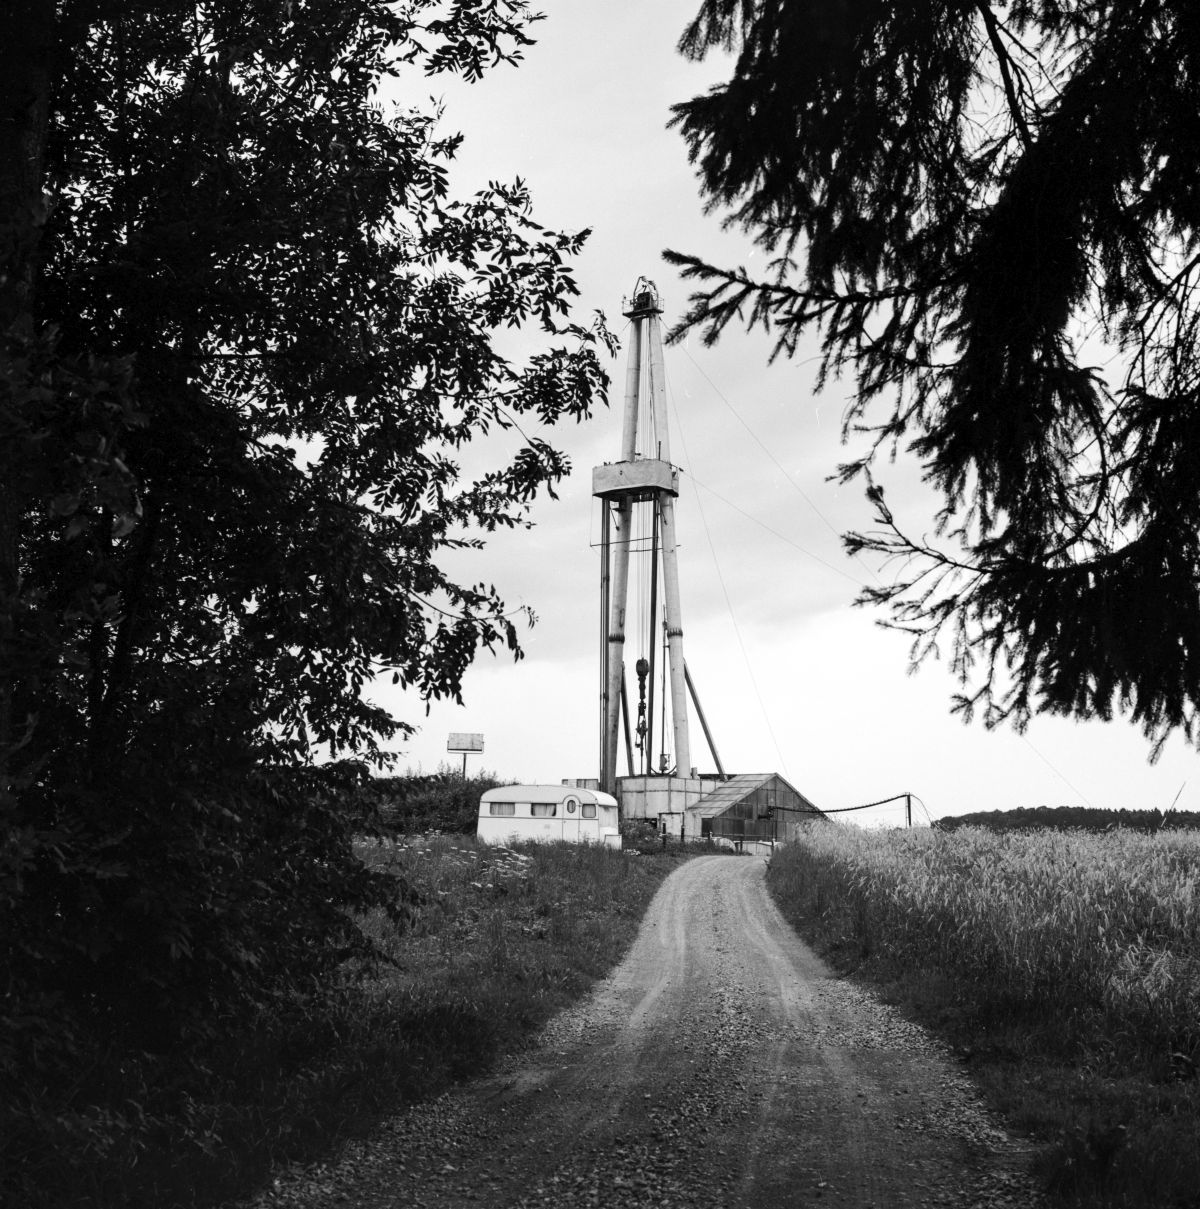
[593,280,691,796]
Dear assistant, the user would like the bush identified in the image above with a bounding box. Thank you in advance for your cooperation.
[1,761,410,1209]
[373,766,508,834]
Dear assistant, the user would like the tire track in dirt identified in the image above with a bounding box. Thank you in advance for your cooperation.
[247,855,1044,1209]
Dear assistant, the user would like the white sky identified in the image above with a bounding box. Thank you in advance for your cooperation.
[370,1,1197,825]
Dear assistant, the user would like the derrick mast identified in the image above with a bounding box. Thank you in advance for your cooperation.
[593,280,691,794]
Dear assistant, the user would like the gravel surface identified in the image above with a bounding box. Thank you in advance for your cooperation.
[240,854,1046,1209]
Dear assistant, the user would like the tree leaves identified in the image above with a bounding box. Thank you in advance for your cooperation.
[1,4,610,1185]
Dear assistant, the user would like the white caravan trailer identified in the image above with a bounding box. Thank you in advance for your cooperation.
[477,785,622,848]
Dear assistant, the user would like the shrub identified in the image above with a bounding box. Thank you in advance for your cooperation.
[373,766,508,834]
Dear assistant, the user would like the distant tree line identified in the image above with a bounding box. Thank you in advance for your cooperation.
[935,806,1200,834]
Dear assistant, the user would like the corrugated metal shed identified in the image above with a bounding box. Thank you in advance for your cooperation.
[685,772,824,842]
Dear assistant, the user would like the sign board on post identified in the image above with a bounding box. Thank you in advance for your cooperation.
[447,733,484,753]
[447,732,484,777]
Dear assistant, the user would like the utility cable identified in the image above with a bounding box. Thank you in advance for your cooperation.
[773,791,921,817]
[665,377,790,778]
[679,345,881,585]
[911,794,934,826]
[1019,734,1095,808]
[813,792,913,814]
[682,470,867,588]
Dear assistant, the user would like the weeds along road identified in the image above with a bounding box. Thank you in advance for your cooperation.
[252,854,1044,1209]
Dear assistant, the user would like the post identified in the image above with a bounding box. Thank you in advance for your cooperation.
[645,499,659,776]
[646,307,691,776]
[906,793,912,828]
[604,495,633,787]
[599,501,611,792]
[603,312,643,791]
[684,661,725,780]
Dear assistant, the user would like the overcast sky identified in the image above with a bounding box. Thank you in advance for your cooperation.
[372,1,1197,825]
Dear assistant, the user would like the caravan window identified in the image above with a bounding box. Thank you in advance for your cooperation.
[488,801,516,817]
[581,803,597,819]
[531,803,557,818]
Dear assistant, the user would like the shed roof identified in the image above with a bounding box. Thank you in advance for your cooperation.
[685,772,823,818]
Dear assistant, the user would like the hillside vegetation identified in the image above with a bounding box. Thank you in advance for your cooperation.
[768,824,1200,1208]
[9,830,687,1209]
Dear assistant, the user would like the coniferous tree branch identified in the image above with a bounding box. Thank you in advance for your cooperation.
[669,0,1200,753]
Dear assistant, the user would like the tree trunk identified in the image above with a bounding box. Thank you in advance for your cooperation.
[0,1,56,791]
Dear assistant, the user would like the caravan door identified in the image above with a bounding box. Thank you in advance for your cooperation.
[560,793,581,843]
[577,798,601,843]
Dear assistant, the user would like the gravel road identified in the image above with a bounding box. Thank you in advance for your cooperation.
[248,853,1045,1209]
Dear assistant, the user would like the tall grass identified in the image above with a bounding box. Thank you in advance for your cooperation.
[771,823,1200,1051]
[353,835,668,1081]
[768,823,1200,1206]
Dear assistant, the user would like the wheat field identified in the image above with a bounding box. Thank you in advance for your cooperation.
[771,823,1200,1050]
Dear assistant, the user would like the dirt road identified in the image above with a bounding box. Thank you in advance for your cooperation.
[254,854,1043,1208]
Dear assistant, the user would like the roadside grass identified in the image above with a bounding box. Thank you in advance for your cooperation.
[352,836,689,1099]
[767,824,1200,1209]
[24,838,692,1209]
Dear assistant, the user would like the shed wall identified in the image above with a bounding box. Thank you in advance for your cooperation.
[699,775,824,843]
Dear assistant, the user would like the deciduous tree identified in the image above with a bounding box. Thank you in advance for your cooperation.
[0,0,610,1121]
[666,0,1200,755]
